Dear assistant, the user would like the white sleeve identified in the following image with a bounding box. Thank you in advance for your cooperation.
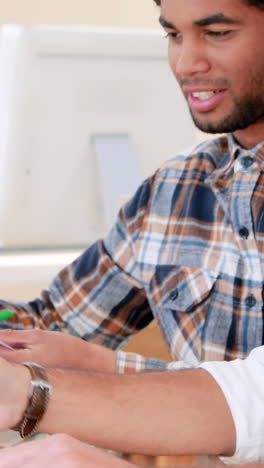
[200,346,264,464]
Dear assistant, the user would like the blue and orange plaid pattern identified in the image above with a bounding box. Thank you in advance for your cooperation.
[1,133,264,373]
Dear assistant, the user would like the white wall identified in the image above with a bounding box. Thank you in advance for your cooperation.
[0,0,160,28]
[0,1,161,300]
[0,1,205,301]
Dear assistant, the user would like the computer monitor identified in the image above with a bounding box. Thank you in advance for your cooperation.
[0,24,197,249]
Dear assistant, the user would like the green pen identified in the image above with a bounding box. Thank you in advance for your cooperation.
[0,310,15,350]
[0,309,13,321]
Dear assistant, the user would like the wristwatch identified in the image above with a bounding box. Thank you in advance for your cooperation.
[12,362,52,438]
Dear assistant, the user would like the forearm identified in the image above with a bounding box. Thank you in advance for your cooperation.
[78,341,117,372]
[38,368,235,457]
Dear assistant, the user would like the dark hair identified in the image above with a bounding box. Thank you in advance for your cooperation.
[153,0,264,8]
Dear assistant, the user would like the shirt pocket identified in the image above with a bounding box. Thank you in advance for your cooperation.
[153,265,218,314]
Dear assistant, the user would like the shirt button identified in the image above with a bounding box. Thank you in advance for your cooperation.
[241,156,254,168]
[238,227,249,239]
[245,294,257,308]
[219,185,227,194]
[169,289,179,301]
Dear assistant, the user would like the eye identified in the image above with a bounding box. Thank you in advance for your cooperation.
[206,30,232,38]
[164,31,182,41]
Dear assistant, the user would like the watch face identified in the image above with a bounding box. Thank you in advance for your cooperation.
[39,382,52,393]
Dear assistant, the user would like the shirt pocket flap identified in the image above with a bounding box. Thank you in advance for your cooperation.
[157,266,218,313]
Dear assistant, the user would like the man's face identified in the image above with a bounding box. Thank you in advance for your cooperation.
[159,0,264,138]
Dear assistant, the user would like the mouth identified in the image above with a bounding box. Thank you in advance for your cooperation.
[191,90,221,100]
[187,89,227,113]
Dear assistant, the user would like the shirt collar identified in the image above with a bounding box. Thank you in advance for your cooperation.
[227,133,264,167]
[206,133,264,185]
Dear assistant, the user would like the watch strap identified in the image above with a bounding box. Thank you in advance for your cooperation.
[12,362,52,438]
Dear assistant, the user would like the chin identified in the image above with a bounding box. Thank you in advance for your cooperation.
[191,112,237,134]
[191,117,225,134]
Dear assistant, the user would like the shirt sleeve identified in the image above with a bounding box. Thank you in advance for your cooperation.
[0,177,156,350]
[116,350,168,373]
[199,346,264,464]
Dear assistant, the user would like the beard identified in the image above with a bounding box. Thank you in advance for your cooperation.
[186,72,264,134]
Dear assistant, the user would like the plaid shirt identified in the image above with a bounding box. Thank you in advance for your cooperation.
[1,134,264,373]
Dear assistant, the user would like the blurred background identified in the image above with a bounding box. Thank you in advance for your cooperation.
[0,0,159,27]
[0,0,199,301]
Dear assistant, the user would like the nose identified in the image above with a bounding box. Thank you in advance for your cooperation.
[169,40,211,79]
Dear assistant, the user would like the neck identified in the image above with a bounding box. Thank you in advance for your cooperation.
[233,118,264,149]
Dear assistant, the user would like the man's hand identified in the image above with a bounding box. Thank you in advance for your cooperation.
[0,329,116,372]
[0,434,135,468]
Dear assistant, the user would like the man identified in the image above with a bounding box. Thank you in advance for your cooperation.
[0,0,264,374]
[0,0,263,464]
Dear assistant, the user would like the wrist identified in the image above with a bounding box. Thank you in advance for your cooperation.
[9,364,31,429]
[11,362,52,438]
[81,342,117,372]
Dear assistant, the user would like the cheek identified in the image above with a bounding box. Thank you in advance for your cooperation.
[168,45,180,79]
[228,61,252,94]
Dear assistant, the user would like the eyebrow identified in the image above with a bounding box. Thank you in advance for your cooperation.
[194,13,241,27]
[159,13,241,30]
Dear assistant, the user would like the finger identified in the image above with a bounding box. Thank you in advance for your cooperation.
[0,339,28,351]
[0,340,16,351]
[0,329,39,346]
[0,340,29,351]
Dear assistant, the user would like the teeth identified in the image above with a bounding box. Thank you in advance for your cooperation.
[192,91,217,100]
